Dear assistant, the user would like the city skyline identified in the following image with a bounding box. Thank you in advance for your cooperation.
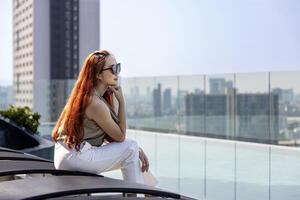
[122,78,300,145]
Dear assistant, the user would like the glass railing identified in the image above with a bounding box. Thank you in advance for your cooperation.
[32,124,300,200]
[1,71,300,199]
[104,129,300,200]
[122,72,300,146]
[0,81,14,111]
[2,71,300,146]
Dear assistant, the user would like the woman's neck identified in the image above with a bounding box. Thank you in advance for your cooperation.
[94,83,108,97]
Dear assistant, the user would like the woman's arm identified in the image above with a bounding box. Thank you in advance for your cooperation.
[86,95,125,142]
[104,97,126,143]
[117,97,126,136]
[109,86,127,137]
[86,86,127,142]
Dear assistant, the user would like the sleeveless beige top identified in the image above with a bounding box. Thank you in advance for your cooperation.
[82,93,119,146]
[58,92,120,147]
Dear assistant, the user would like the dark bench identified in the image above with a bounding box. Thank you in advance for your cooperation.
[0,150,53,163]
[0,148,194,200]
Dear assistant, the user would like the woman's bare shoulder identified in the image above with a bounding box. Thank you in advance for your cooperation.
[85,95,109,120]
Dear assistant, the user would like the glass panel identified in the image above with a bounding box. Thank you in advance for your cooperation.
[135,129,157,175]
[271,146,300,200]
[122,77,136,129]
[33,80,51,123]
[179,135,205,200]
[33,79,76,123]
[236,143,269,200]
[32,79,74,134]
[38,123,55,136]
[206,139,235,200]
[154,76,179,133]
[134,77,156,131]
[179,75,205,136]
[157,133,180,193]
[270,71,300,146]
[178,75,205,199]
[235,72,270,143]
[205,74,235,139]
[0,81,14,110]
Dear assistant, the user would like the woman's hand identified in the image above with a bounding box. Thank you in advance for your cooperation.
[108,86,124,103]
[104,134,115,143]
[138,147,149,172]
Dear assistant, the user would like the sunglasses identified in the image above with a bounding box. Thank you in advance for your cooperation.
[101,63,121,75]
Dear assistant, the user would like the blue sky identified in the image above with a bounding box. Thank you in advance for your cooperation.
[101,0,300,77]
[1,0,300,84]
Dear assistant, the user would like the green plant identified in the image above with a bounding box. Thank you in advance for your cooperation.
[0,105,41,134]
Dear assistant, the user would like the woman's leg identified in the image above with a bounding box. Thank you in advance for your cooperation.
[78,138,144,184]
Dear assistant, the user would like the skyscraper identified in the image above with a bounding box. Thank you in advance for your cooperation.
[209,78,233,95]
[153,83,162,117]
[163,88,172,114]
[13,0,100,122]
[184,92,279,144]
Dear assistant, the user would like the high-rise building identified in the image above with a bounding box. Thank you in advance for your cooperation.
[209,78,233,95]
[272,88,294,103]
[13,0,100,122]
[163,88,172,114]
[153,83,162,117]
[184,92,279,144]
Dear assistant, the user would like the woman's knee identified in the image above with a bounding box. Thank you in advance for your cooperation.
[123,138,138,150]
[122,138,139,159]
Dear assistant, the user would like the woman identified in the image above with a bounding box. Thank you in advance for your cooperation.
[51,50,152,187]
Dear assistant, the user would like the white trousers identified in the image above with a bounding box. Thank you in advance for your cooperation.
[54,138,144,184]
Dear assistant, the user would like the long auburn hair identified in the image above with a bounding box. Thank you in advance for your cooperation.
[52,49,116,151]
